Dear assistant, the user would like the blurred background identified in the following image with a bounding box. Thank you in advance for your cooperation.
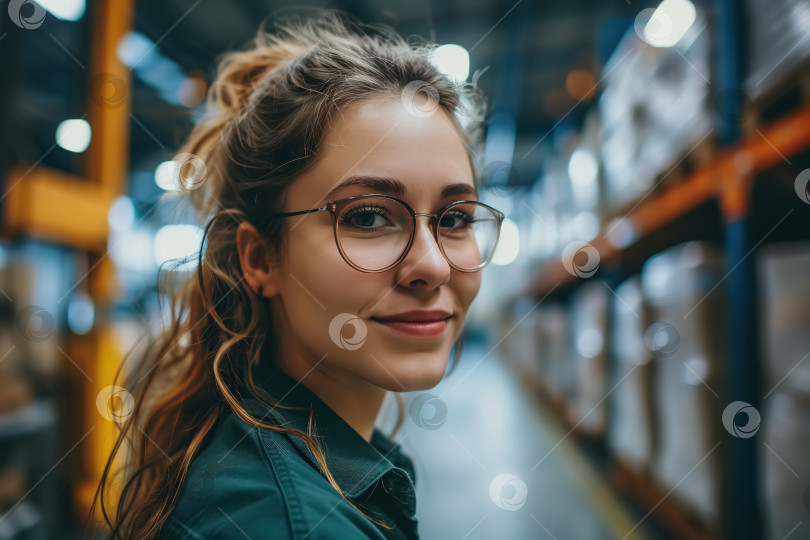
[0,0,809,539]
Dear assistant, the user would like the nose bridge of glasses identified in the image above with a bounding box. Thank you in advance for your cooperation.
[412,211,441,239]
[408,211,444,251]
[404,213,455,275]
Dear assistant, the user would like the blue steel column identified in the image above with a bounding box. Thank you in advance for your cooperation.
[716,0,762,538]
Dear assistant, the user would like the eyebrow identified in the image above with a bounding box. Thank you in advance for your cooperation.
[322,175,477,202]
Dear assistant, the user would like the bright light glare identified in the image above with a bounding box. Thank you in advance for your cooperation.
[39,0,85,21]
[154,225,204,271]
[108,196,136,232]
[577,328,604,358]
[67,292,94,335]
[605,218,638,249]
[568,149,598,189]
[492,218,519,266]
[572,212,600,242]
[154,161,179,191]
[109,227,154,273]
[117,31,192,107]
[55,119,91,153]
[430,44,470,82]
[116,31,154,67]
[643,0,696,48]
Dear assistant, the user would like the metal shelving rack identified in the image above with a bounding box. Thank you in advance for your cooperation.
[521,1,810,535]
[522,91,810,540]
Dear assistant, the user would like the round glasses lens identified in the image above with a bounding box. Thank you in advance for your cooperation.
[438,202,500,270]
[336,197,412,271]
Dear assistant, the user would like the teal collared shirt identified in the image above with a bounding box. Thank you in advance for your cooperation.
[158,361,419,539]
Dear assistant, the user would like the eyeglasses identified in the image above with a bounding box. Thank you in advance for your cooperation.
[267,194,505,273]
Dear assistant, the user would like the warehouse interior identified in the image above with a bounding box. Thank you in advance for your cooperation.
[0,0,809,539]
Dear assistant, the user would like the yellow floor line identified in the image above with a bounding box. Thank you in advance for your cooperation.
[531,401,648,540]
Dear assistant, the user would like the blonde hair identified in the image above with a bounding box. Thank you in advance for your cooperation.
[91,10,487,539]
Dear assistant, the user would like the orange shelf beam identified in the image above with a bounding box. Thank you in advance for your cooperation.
[526,103,810,298]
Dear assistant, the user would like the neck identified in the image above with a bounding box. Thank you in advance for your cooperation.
[274,357,387,443]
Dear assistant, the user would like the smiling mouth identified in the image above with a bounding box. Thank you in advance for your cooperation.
[370,316,451,338]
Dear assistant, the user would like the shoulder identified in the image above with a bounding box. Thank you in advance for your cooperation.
[159,410,385,540]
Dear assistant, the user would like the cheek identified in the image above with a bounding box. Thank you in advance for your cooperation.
[280,229,372,337]
[454,271,482,313]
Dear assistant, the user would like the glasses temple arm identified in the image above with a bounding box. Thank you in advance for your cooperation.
[269,206,329,218]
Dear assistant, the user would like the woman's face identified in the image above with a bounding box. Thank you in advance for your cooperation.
[266,96,482,392]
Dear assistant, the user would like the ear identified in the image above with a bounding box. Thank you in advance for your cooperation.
[236,221,279,298]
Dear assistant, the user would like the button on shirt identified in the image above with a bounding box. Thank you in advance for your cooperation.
[158,361,419,539]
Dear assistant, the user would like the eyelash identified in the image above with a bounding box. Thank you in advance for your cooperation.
[341,205,475,231]
[340,204,389,232]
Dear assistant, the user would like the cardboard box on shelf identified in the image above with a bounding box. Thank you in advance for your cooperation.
[608,276,657,473]
[568,280,609,436]
[538,304,572,401]
[641,241,729,528]
[761,389,810,540]
[599,10,713,217]
[758,243,810,396]
[743,0,810,101]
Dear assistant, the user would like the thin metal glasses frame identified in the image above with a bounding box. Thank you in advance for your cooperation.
[267,193,505,273]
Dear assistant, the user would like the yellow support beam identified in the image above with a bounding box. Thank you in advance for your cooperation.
[73,323,129,525]
[86,0,133,195]
[79,0,135,525]
[3,166,113,250]
[1,0,134,528]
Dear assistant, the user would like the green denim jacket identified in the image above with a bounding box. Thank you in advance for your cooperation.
[157,361,419,539]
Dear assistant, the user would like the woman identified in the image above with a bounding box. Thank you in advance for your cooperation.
[92,11,504,539]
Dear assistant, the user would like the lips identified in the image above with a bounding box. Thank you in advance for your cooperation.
[370,309,452,323]
[370,309,453,338]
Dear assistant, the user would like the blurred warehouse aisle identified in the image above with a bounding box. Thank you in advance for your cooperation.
[383,331,662,540]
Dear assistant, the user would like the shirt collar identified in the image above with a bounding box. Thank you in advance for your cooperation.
[247,360,417,519]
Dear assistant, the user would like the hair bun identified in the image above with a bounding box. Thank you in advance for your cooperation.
[211,37,306,118]
[174,35,306,218]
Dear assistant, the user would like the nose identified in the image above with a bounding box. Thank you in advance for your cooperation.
[394,215,451,288]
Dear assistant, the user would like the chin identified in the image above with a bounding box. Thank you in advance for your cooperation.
[379,352,447,392]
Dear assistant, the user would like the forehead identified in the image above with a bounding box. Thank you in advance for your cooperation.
[289,96,476,207]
